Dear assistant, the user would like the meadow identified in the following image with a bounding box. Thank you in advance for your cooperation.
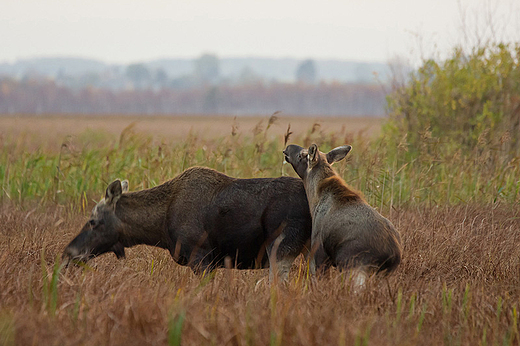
[1,114,520,345]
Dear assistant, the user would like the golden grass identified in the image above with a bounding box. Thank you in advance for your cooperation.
[1,204,520,345]
[0,114,383,151]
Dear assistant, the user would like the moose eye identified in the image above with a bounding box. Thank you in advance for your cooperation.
[89,219,104,227]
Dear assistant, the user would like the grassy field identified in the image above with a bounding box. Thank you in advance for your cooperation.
[1,114,520,345]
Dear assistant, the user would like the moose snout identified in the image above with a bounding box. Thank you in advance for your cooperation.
[282,149,289,163]
[62,244,90,266]
[62,246,78,267]
[62,246,80,261]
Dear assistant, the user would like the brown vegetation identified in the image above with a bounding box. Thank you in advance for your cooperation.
[1,114,519,345]
[1,204,520,345]
[0,114,383,151]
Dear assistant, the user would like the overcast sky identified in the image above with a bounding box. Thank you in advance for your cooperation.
[2,0,519,64]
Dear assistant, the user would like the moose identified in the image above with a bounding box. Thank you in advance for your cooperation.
[283,144,402,287]
[63,167,312,280]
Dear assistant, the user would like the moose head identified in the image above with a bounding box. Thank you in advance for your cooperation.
[63,179,129,265]
[283,143,352,180]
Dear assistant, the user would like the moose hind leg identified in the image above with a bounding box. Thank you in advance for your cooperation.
[334,242,374,291]
[188,246,216,275]
[350,267,369,292]
[268,232,303,283]
[269,256,296,283]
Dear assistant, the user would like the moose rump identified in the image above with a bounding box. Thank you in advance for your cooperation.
[313,189,402,274]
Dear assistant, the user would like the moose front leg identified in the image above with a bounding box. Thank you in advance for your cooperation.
[309,238,330,276]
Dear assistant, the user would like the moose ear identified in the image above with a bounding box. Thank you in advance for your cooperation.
[105,180,123,206]
[308,144,318,163]
[121,180,129,193]
[326,145,352,164]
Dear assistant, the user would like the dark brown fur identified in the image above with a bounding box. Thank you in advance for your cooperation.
[63,167,312,279]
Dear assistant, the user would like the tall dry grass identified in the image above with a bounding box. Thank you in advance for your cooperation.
[1,204,519,345]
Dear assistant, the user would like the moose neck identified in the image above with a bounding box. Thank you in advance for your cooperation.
[115,183,174,249]
[304,162,337,212]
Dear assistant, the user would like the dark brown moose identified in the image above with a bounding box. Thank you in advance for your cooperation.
[63,167,312,280]
[283,144,401,287]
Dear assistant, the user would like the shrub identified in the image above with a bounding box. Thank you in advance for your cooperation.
[385,43,520,160]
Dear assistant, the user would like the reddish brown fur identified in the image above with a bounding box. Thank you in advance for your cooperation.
[317,175,365,204]
[283,143,401,276]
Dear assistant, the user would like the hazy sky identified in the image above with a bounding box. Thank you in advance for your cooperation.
[2,0,519,64]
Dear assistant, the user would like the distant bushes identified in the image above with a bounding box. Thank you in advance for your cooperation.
[385,43,520,159]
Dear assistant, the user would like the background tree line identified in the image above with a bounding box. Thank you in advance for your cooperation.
[0,53,394,116]
[0,78,386,116]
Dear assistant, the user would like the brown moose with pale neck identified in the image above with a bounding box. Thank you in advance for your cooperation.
[63,167,312,280]
[283,143,401,286]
